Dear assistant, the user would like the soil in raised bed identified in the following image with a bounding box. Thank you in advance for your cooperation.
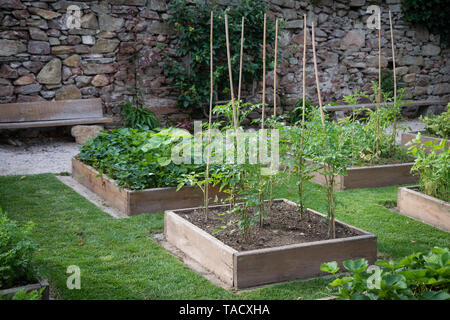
[178,201,358,251]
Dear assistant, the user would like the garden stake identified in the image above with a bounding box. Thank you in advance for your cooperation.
[376,10,382,157]
[269,18,279,210]
[238,16,245,104]
[389,9,398,143]
[312,21,335,239]
[204,11,214,222]
[224,14,239,133]
[259,13,267,227]
[298,15,307,218]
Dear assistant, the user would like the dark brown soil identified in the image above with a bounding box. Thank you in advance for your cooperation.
[177,200,359,251]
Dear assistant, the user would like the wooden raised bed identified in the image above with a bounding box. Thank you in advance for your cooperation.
[309,161,417,190]
[72,156,225,216]
[164,199,377,289]
[0,279,50,300]
[401,132,449,153]
[397,187,450,232]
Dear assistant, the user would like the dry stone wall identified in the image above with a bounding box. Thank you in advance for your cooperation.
[0,0,448,125]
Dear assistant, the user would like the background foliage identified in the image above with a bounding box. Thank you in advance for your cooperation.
[166,0,276,116]
[402,0,450,46]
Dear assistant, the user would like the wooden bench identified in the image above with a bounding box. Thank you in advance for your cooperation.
[325,99,449,112]
[0,98,112,129]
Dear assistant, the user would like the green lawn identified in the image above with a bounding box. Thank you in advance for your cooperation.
[0,174,449,300]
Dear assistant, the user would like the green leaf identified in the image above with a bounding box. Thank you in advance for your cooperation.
[343,259,369,274]
[320,261,339,274]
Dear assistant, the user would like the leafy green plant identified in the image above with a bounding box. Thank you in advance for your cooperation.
[78,128,204,190]
[305,110,356,238]
[119,92,160,131]
[402,0,450,46]
[421,105,450,139]
[321,247,450,300]
[0,208,38,289]
[407,134,449,202]
[166,0,276,115]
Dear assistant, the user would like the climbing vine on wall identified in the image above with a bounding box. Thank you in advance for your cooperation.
[165,0,276,116]
[402,0,450,46]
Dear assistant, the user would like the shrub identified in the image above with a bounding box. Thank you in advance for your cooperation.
[0,209,38,289]
[321,247,450,300]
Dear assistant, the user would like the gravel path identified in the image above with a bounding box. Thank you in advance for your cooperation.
[0,138,79,176]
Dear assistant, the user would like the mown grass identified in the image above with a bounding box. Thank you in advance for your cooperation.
[0,173,448,300]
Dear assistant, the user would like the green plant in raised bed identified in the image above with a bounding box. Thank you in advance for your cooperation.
[407,134,449,202]
[420,104,450,139]
[305,110,356,238]
[78,128,204,190]
[321,247,450,300]
[0,208,38,290]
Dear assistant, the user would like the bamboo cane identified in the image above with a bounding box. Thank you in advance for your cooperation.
[273,18,278,117]
[204,11,214,221]
[269,18,279,210]
[225,14,238,132]
[258,13,267,228]
[238,17,245,104]
[312,21,335,238]
[311,22,324,126]
[302,15,307,125]
[261,13,267,131]
[298,14,307,218]
[376,10,382,156]
[389,9,398,144]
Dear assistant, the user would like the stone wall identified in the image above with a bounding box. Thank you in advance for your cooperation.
[0,0,448,126]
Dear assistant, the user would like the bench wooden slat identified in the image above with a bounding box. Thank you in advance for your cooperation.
[0,117,113,129]
[325,99,448,112]
[0,98,104,123]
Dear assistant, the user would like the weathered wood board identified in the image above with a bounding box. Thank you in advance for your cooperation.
[165,199,377,289]
[72,157,225,216]
[0,98,112,129]
[310,162,417,190]
[0,279,50,300]
[398,187,450,232]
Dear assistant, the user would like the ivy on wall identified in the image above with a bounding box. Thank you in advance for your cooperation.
[402,0,450,46]
[165,0,276,117]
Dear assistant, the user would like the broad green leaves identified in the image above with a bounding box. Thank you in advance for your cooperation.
[321,247,450,300]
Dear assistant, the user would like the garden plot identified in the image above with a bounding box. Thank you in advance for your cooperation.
[165,199,377,289]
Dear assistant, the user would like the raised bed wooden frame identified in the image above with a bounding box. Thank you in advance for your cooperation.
[0,279,50,300]
[397,187,450,232]
[72,156,224,216]
[309,161,417,190]
[401,132,449,153]
[164,199,377,289]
